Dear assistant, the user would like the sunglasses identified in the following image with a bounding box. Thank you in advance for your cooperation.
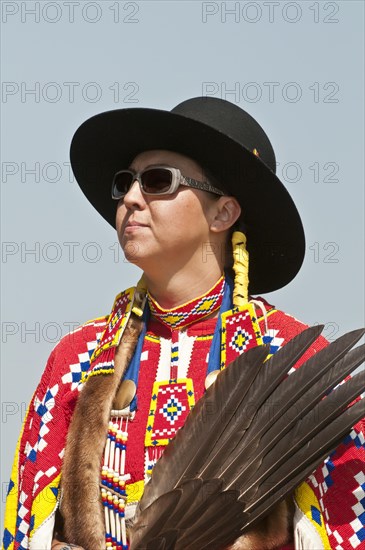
[111,166,225,200]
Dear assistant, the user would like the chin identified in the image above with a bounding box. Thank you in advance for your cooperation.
[122,242,151,266]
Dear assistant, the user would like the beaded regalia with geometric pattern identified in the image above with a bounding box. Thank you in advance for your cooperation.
[3,287,365,550]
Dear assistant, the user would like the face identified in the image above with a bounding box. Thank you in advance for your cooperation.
[115,150,222,271]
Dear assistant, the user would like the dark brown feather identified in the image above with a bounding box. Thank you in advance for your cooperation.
[222,343,365,491]
[146,530,179,550]
[129,326,365,550]
[140,344,269,511]
[141,325,324,511]
[243,398,365,529]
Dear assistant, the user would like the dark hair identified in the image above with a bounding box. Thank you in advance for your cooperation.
[203,166,228,196]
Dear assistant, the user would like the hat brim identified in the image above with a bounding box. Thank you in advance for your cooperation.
[70,108,305,294]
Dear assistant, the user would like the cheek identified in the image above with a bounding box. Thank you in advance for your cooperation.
[115,201,125,226]
[115,203,127,243]
[154,200,204,237]
[174,195,212,235]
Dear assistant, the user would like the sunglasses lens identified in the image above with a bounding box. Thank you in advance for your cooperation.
[112,171,134,198]
[141,168,173,194]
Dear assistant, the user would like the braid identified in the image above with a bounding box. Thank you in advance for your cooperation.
[232,230,249,307]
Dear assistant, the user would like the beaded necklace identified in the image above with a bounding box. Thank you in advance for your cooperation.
[101,417,129,549]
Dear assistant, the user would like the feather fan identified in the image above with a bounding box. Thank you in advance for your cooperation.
[129,326,365,550]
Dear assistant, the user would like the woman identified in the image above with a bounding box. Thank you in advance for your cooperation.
[4,98,364,550]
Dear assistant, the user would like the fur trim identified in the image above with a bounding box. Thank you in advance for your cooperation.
[228,499,293,550]
[60,313,143,550]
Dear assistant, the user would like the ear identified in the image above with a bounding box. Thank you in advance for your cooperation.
[210,196,241,233]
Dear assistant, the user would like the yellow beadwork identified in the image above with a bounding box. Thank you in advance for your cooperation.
[295,481,331,548]
[232,230,249,307]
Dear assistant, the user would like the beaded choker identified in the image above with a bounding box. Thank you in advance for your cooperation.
[147,275,225,330]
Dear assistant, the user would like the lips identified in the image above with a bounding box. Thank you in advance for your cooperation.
[123,220,149,233]
[126,221,148,227]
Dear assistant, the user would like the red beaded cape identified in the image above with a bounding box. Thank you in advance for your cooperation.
[3,288,365,550]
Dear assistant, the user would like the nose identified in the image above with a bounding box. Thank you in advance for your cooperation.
[122,179,145,210]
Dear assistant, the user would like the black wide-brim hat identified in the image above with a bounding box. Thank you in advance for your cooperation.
[70,97,305,294]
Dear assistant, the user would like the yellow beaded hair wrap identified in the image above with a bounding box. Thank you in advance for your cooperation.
[232,230,249,307]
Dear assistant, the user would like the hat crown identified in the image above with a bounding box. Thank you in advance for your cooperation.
[171,97,276,173]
